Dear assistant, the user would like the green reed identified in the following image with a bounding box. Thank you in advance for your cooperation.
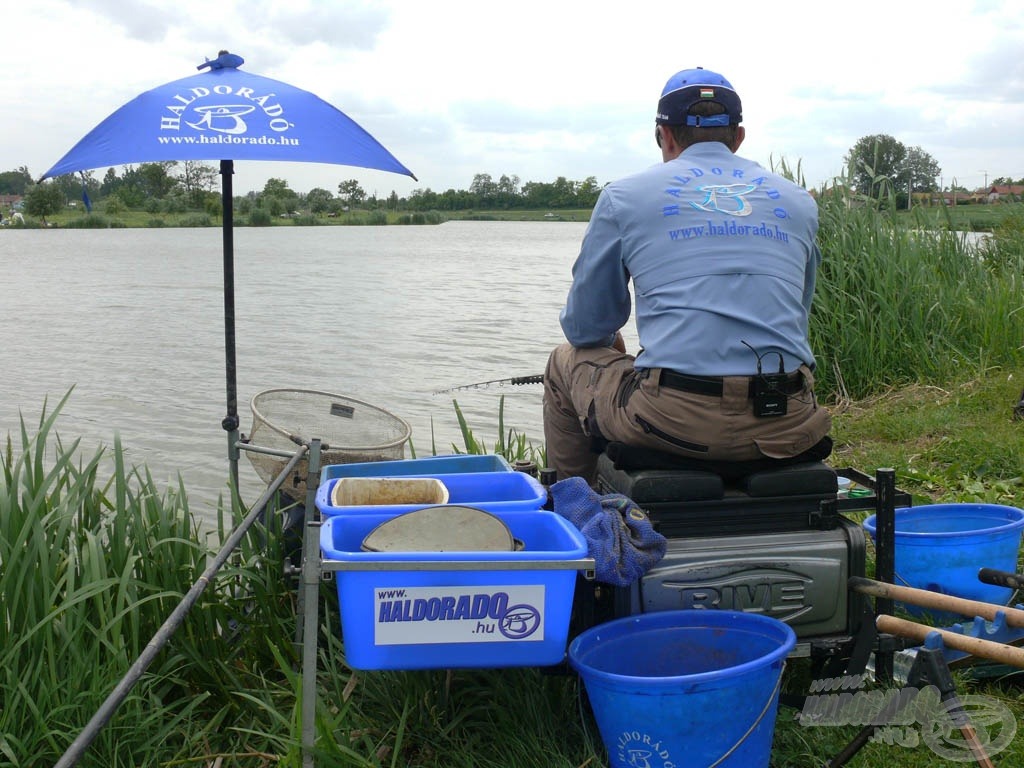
[0,394,302,766]
[810,194,1024,401]
[450,397,547,468]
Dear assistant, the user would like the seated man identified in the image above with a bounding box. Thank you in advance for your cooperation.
[543,67,831,485]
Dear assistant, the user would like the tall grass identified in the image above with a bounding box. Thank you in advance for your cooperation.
[811,194,1024,400]
[0,394,301,766]
[449,397,546,467]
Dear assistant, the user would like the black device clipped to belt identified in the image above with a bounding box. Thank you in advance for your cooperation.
[750,343,788,418]
[752,372,788,417]
[655,343,802,416]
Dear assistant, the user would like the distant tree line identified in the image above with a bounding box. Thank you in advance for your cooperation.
[404,173,603,212]
[838,134,1021,206]
[1,164,605,222]
[6,142,1019,222]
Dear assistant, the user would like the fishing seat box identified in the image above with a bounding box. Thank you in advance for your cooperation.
[582,453,875,652]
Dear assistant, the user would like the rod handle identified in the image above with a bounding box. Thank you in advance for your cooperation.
[849,576,1024,627]
[876,614,1024,668]
[978,567,1024,591]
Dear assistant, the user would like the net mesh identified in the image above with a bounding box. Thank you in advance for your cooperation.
[247,388,411,498]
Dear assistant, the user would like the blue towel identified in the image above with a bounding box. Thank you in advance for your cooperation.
[550,476,667,587]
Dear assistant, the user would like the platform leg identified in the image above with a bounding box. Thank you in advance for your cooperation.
[826,646,994,768]
[299,439,323,768]
[873,468,897,684]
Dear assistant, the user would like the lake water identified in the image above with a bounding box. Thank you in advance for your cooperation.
[1,222,627,522]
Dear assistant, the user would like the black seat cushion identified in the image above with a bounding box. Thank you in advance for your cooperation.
[741,462,838,497]
[602,441,837,497]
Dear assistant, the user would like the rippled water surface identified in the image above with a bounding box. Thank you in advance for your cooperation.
[1,222,627,522]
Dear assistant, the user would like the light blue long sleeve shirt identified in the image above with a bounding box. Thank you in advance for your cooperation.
[560,142,821,376]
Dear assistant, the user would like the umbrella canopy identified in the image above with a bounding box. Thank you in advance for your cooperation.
[39,52,417,495]
[41,52,415,179]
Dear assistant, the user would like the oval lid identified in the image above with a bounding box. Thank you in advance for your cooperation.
[360,505,516,553]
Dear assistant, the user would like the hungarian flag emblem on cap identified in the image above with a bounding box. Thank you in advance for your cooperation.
[700,88,715,98]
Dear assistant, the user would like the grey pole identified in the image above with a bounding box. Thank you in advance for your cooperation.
[300,439,324,768]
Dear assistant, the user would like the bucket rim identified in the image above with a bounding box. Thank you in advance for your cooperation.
[863,503,1024,539]
[567,609,796,686]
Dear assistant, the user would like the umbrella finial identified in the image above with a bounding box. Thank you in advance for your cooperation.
[197,51,244,71]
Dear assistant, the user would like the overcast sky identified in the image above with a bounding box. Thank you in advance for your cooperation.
[4,0,1022,198]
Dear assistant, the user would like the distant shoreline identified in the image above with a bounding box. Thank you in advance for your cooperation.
[4,202,1020,231]
[2,208,596,230]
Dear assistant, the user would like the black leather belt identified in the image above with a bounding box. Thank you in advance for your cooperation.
[658,369,804,398]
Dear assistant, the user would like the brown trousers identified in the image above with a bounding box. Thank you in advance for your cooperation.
[542,342,832,484]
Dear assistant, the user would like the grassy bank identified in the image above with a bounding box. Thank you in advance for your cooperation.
[6,371,1024,767]
[4,199,1024,766]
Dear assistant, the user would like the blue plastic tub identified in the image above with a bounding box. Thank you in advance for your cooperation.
[569,610,795,768]
[321,454,511,483]
[320,509,589,670]
[863,503,1024,615]
[316,470,546,517]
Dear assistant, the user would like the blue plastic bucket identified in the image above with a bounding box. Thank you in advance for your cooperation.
[568,610,795,768]
[863,504,1024,615]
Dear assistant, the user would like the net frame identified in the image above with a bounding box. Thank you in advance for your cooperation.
[246,388,412,495]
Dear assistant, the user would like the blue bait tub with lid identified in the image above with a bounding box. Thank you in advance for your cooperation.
[319,509,590,670]
[316,470,546,517]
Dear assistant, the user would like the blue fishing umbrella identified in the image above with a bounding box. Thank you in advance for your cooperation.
[40,52,416,491]
[42,52,415,178]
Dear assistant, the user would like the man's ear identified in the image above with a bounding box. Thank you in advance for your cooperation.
[658,125,682,160]
[732,126,746,152]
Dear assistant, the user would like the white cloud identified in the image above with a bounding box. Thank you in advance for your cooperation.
[4,0,1022,196]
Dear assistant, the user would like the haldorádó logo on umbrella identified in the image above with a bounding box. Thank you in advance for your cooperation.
[161,88,298,147]
[41,51,416,177]
[162,53,298,148]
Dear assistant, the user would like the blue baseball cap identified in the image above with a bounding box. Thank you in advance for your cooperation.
[656,67,742,127]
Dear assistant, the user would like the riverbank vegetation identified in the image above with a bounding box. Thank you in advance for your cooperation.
[2,157,1021,231]
[3,193,1024,766]
[5,196,1019,232]
[2,162,604,227]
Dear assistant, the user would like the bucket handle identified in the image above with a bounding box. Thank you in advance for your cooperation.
[707,662,786,768]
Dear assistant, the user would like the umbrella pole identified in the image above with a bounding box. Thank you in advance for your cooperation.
[220,159,241,500]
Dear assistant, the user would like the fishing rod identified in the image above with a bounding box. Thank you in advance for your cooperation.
[433,374,544,395]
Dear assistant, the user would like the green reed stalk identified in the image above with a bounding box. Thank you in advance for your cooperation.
[0,395,302,765]
[811,195,1024,400]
